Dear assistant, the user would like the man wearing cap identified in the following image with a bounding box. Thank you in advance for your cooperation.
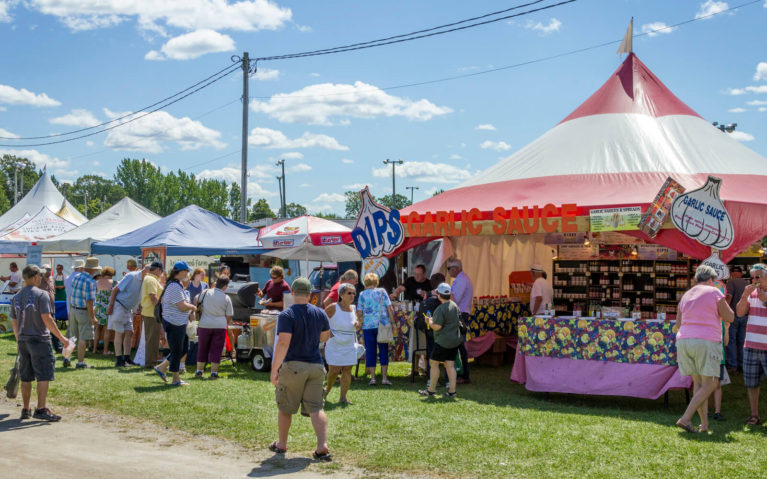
[530,264,553,316]
[269,277,332,461]
[140,261,165,368]
[11,265,70,421]
[726,266,749,372]
[447,259,472,384]
[107,260,145,367]
[69,257,101,369]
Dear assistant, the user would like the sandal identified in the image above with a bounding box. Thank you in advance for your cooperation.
[675,421,699,433]
[368,379,376,386]
[312,449,333,462]
[339,398,353,405]
[418,389,436,397]
[153,366,168,383]
[381,379,392,386]
[746,415,762,426]
[170,380,189,387]
[268,441,287,454]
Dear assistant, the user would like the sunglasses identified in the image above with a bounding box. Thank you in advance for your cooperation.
[344,291,356,296]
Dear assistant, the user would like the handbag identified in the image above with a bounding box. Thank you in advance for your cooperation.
[5,354,20,399]
[377,289,394,344]
[154,279,178,323]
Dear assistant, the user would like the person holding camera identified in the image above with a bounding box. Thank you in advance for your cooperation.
[418,283,462,398]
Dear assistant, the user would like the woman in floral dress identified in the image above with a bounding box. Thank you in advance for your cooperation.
[94,267,116,355]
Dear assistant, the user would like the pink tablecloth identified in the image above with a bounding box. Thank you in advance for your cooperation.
[510,351,692,400]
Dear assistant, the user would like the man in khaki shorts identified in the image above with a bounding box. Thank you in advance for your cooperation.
[69,257,101,369]
[269,277,332,460]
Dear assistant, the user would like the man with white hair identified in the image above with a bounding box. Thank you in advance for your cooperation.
[530,264,553,315]
[447,258,472,384]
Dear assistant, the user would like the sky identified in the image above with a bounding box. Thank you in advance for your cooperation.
[1,0,766,216]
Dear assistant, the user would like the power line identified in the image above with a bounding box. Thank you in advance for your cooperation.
[257,0,577,61]
[0,65,240,148]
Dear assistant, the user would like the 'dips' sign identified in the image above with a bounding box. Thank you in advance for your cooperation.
[351,188,404,259]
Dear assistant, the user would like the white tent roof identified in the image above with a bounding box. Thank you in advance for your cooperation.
[0,206,77,241]
[0,170,87,229]
[40,197,161,253]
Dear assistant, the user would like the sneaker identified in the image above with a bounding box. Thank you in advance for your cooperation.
[713,412,725,421]
[126,357,138,366]
[75,362,91,369]
[62,358,71,368]
[195,370,203,378]
[20,408,32,420]
[33,408,61,422]
[115,358,126,368]
[209,372,219,380]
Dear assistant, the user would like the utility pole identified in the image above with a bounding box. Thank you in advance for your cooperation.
[239,52,250,223]
[78,189,89,218]
[405,186,419,204]
[382,158,403,199]
[276,176,284,218]
[13,162,24,204]
[275,159,286,217]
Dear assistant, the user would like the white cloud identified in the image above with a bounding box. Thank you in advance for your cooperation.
[747,100,767,105]
[759,107,767,112]
[92,160,99,166]
[340,158,353,164]
[296,24,312,33]
[475,124,496,131]
[250,81,452,125]
[641,22,676,37]
[49,108,99,127]
[196,166,277,197]
[248,127,348,150]
[726,85,767,95]
[280,151,303,160]
[480,140,512,152]
[0,127,19,138]
[310,73,320,77]
[754,62,767,81]
[372,161,472,184]
[728,107,746,112]
[313,193,345,203]
[344,183,368,190]
[103,110,225,153]
[449,154,462,160]
[299,183,310,187]
[0,1,12,22]
[86,140,94,147]
[145,29,235,60]
[695,1,729,19]
[525,18,561,34]
[253,67,280,81]
[729,131,755,141]
[289,163,311,173]
[0,84,61,107]
[0,148,70,175]
[26,0,292,32]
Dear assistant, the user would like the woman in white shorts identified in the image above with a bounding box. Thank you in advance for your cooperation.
[674,265,734,433]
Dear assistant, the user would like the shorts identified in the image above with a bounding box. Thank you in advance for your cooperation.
[430,343,459,363]
[275,361,326,415]
[743,347,767,389]
[19,339,55,382]
[676,338,721,378]
[69,308,94,340]
[107,302,133,333]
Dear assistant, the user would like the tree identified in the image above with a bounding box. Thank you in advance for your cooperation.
[0,155,40,206]
[432,188,445,197]
[114,159,164,213]
[344,191,362,219]
[377,193,410,211]
[0,170,11,215]
[249,198,274,221]
[285,202,307,217]
[316,212,341,219]
[65,175,126,217]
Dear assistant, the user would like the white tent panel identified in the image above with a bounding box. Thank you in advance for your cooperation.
[0,206,77,241]
[0,170,86,229]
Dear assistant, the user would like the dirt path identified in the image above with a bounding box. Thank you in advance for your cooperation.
[0,398,371,479]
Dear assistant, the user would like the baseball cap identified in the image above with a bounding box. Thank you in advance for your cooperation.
[291,277,312,295]
[530,264,544,272]
[446,259,462,269]
[436,282,451,295]
[150,261,164,271]
[173,261,190,271]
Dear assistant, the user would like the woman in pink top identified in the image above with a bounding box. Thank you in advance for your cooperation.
[674,265,734,433]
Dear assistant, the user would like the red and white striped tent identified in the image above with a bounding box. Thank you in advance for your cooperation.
[396,53,767,294]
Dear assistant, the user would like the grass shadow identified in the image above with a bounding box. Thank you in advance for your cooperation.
[134,384,175,394]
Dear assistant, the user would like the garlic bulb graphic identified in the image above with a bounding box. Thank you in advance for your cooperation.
[670,176,734,250]
[701,250,730,281]
[351,187,405,258]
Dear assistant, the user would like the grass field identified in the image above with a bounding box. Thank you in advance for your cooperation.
[2,332,767,478]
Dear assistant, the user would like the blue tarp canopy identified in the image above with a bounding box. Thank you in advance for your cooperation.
[91,205,269,256]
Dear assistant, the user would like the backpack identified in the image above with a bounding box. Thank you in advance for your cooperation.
[154,279,179,323]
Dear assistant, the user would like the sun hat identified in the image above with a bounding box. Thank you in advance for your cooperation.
[530,264,544,272]
[173,261,190,271]
[73,259,85,269]
[291,277,312,295]
[84,257,102,272]
[436,283,452,295]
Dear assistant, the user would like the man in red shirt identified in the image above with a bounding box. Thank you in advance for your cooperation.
[323,270,359,307]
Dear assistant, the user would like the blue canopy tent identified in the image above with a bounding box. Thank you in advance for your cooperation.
[91,205,269,256]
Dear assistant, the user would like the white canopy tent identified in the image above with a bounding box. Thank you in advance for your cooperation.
[40,197,160,253]
[0,206,77,241]
[0,169,86,230]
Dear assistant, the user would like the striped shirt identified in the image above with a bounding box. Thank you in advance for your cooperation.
[162,281,191,326]
[70,271,96,308]
[744,290,767,351]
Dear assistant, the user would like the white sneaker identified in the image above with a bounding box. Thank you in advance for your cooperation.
[446,381,450,389]
[426,379,430,388]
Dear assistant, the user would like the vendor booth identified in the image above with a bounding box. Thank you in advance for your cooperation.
[383,53,767,399]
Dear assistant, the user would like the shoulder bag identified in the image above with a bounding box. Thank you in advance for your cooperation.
[377,288,394,344]
[195,288,210,322]
[154,279,178,323]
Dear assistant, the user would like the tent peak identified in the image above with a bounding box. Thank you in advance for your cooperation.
[559,53,701,124]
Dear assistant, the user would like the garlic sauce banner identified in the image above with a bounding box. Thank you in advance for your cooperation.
[670,176,734,250]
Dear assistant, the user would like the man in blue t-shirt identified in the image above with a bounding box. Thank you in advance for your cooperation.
[270,277,332,461]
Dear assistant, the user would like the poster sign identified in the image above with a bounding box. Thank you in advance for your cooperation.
[26,245,42,266]
[544,232,586,245]
[638,177,685,238]
[599,245,634,259]
[351,188,404,258]
[591,231,644,245]
[637,244,678,261]
[702,250,730,281]
[141,247,166,270]
[558,244,599,260]
[590,207,642,232]
[670,176,734,250]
